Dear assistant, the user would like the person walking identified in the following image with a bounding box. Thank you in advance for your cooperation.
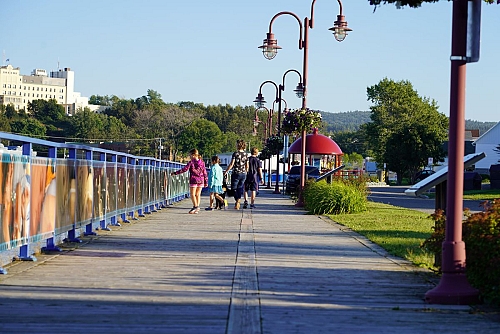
[206,155,225,211]
[224,140,248,210]
[243,147,264,209]
[170,149,208,214]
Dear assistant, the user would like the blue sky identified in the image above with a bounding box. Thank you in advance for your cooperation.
[2,0,499,122]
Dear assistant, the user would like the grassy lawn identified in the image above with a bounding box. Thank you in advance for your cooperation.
[411,187,500,201]
[463,188,500,201]
[327,201,437,270]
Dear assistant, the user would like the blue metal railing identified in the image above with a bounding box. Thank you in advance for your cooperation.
[0,131,189,274]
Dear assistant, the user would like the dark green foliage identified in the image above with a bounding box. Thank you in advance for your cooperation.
[363,78,448,185]
[320,110,371,133]
[303,178,368,215]
[422,200,500,305]
[259,147,272,160]
[265,135,283,155]
[465,120,498,136]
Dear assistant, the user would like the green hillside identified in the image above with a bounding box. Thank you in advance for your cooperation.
[320,110,497,135]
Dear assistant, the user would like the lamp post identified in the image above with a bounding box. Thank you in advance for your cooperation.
[258,0,351,206]
[424,0,480,305]
[254,82,278,189]
[274,69,304,194]
[255,72,303,193]
[253,106,273,187]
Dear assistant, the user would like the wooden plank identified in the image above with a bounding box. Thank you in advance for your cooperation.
[227,217,261,334]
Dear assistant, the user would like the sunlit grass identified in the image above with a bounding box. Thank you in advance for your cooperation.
[463,188,500,201]
[421,188,500,201]
[327,201,436,270]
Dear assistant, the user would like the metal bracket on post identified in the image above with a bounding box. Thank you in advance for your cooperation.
[41,237,62,253]
[99,219,111,231]
[110,216,121,227]
[18,245,37,262]
[121,213,130,223]
[84,223,98,236]
[65,228,82,243]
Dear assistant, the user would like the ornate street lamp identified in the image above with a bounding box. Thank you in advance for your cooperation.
[258,0,351,206]
[253,106,274,188]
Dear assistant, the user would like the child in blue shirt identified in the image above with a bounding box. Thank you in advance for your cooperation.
[206,155,225,210]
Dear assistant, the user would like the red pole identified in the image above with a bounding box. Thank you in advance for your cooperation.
[296,16,309,207]
[424,0,479,305]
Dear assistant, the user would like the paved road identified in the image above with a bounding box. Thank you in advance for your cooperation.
[0,188,498,333]
[368,185,485,214]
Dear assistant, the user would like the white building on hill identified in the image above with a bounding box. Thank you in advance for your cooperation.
[0,64,98,115]
[473,121,500,174]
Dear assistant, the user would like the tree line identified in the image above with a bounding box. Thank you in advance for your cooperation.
[1,80,496,184]
[0,89,277,161]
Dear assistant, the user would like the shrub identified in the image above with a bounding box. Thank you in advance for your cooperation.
[422,200,500,305]
[480,174,490,183]
[303,179,368,215]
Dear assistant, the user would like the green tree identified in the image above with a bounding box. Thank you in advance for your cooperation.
[343,152,364,169]
[5,104,18,119]
[177,119,224,159]
[70,108,106,140]
[89,94,112,106]
[0,111,11,133]
[10,118,46,138]
[362,78,448,184]
[28,99,69,141]
[103,97,137,127]
[330,130,369,157]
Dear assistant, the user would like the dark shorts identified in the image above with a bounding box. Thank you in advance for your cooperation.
[245,180,258,192]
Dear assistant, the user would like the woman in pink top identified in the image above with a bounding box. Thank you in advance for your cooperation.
[170,149,208,214]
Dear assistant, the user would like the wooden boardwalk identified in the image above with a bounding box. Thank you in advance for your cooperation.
[0,189,499,333]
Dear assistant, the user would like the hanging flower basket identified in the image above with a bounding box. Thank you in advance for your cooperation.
[265,135,284,154]
[281,108,322,136]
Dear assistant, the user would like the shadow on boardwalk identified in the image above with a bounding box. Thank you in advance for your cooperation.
[0,188,499,333]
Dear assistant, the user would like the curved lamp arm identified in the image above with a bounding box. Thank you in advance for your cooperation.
[258,11,304,59]
[281,69,304,98]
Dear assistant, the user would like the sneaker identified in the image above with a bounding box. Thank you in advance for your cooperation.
[205,207,214,211]
[188,207,197,214]
[194,207,200,214]
[250,204,255,209]
[243,201,248,209]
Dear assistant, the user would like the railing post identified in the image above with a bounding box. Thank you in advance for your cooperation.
[18,142,37,261]
[119,155,131,223]
[137,158,145,217]
[84,149,98,236]
[66,148,82,243]
[42,146,61,253]
[109,154,120,227]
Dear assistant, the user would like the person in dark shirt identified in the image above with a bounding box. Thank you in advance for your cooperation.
[224,140,248,210]
[243,147,264,209]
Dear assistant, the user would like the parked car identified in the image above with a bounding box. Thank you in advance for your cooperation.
[285,165,321,194]
[414,169,435,183]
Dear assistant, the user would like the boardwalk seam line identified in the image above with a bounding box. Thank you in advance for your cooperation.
[226,217,262,334]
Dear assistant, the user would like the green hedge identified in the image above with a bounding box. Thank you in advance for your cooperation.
[422,199,500,305]
[303,179,368,215]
